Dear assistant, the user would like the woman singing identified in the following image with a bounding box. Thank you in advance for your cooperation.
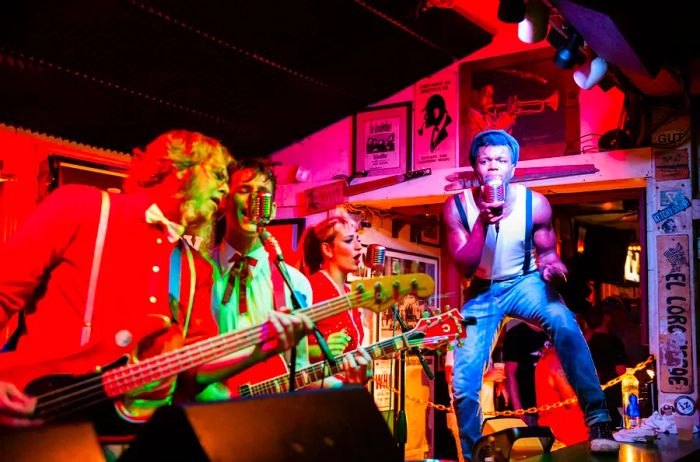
[299,214,365,365]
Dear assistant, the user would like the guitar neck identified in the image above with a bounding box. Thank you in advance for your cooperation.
[242,331,420,397]
[102,292,359,397]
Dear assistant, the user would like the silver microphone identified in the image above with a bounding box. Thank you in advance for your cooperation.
[365,244,386,276]
[483,178,505,234]
[247,192,273,226]
[483,178,506,203]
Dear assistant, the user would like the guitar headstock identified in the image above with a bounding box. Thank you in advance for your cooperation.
[349,273,434,314]
[410,308,466,341]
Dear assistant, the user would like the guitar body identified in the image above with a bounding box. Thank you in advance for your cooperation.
[0,314,179,434]
[226,354,289,398]
[22,356,142,436]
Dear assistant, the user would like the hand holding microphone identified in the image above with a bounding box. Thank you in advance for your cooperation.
[480,177,506,231]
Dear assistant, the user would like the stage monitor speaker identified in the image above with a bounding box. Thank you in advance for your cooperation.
[0,421,105,462]
[119,386,401,462]
[474,418,554,462]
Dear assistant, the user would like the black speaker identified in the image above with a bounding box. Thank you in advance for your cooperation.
[472,425,554,462]
[119,386,401,462]
[0,421,105,462]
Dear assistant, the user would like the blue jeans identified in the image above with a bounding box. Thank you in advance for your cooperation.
[452,272,609,459]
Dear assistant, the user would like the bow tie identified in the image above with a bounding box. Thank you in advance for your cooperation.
[145,204,186,243]
[229,252,258,274]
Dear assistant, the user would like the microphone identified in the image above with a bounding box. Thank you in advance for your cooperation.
[247,191,273,226]
[365,244,386,276]
[483,178,506,203]
[483,178,505,234]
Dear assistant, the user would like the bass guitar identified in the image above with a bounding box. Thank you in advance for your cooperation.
[0,273,434,432]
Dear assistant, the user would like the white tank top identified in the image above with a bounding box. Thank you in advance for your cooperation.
[463,184,537,280]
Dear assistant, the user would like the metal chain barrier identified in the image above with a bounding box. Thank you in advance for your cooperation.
[369,355,654,416]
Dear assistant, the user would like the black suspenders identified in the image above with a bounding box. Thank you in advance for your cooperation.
[523,188,533,272]
[452,188,534,272]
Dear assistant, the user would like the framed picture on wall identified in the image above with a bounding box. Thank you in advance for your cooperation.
[378,248,439,341]
[417,221,441,247]
[353,102,411,177]
[458,48,580,166]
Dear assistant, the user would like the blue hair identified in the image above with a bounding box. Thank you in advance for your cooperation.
[469,129,520,167]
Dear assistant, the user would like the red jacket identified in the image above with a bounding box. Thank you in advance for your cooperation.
[0,184,217,361]
[306,271,364,358]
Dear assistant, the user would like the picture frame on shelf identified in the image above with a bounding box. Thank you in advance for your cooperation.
[352,102,411,177]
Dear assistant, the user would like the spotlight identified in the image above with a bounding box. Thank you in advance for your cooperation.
[573,55,608,90]
[518,0,548,44]
[498,0,526,24]
[553,29,583,69]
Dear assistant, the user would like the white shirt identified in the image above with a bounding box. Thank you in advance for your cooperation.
[463,184,537,280]
[210,239,313,370]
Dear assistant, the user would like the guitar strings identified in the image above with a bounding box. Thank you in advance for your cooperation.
[34,291,357,417]
[248,334,414,396]
[247,335,453,397]
[31,285,407,420]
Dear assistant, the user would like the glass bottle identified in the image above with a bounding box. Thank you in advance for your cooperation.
[622,368,640,429]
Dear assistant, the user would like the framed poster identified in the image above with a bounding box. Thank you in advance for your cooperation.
[353,102,411,176]
[413,70,458,171]
[458,48,580,166]
[379,248,440,341]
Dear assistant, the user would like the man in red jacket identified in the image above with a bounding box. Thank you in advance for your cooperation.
[0,130,311,428]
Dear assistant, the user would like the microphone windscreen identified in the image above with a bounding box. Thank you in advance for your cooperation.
[483,178,506,203]
[365,244,386,269]
[248,192,273,225]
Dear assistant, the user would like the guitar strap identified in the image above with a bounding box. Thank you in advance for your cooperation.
[268,246,288,311]
[80,190,110,346]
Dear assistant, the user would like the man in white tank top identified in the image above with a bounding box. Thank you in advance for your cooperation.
[444,130,619,459]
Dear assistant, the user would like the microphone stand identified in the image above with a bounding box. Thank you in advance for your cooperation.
[390,295,435,456]
[260,230,336,393]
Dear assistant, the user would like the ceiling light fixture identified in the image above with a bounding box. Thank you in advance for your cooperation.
[553,28,583,69]
[573,55,608,90]
[518,0,548,44]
